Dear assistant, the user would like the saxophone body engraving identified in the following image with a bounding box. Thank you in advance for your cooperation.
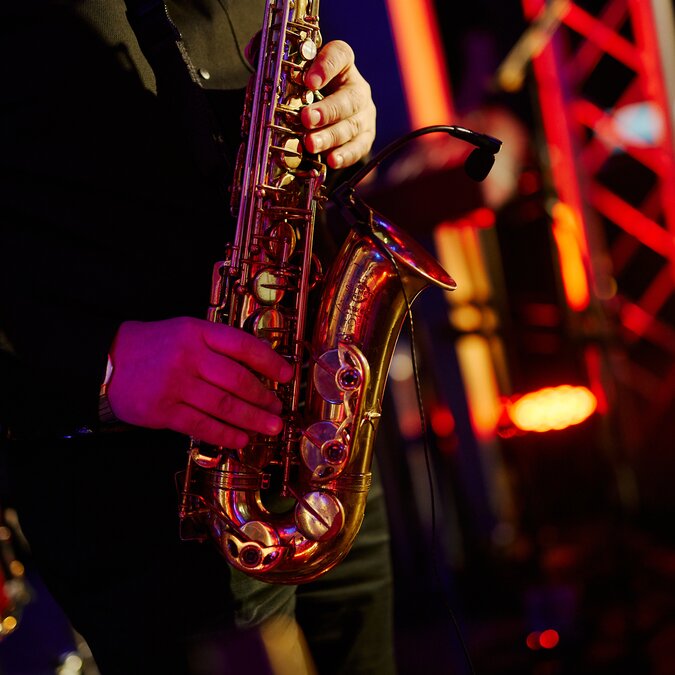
[179,0,456,583]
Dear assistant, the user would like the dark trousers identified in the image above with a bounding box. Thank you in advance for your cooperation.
[5,430,395,674]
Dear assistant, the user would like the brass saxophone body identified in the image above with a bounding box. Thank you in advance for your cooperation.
[179,0,455,584]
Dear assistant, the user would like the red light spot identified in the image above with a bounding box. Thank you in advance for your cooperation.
[522,302,560,328]
[584,345,609,415]
[431,406,455,437]
[497,425,518,439]
[539,629,559,649]
[519,170,540,195]
[526,631,541,650]
[469,207,496,229]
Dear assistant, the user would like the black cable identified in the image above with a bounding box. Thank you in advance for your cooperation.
[382,241,477,675]
[408,303,477,675]
[329,124,500,674]
[332,124,502,210]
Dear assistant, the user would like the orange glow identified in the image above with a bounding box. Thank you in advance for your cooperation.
[385,0,455,128]
[507,385,597,432]
[456,335,502,439]
[435,223,492,304]
[551,201,590,311]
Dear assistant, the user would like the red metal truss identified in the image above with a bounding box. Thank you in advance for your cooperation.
[521,0,675,445]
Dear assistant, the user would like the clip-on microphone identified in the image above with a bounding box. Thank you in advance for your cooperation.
[331,124,502,216]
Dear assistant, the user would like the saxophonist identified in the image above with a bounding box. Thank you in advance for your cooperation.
[0,1,393,673]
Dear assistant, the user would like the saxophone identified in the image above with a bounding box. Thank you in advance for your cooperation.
[178,0,456,584]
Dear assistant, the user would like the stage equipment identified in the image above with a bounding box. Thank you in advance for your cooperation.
[517,0,675,448]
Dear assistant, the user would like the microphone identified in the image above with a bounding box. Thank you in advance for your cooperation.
[464,147,496,182]
[332,124,502,209]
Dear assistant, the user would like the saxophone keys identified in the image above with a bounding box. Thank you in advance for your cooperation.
[225,521,284,572]
[246,307,287,349]
[322,439,348,466]
[295,491,344,542]
[286,90,315,106]
[209,260,228,306]
[239,545,264,568]
[252,268,288,304]
[299,38,317,61]
[336,366,362,391]
[241,520,279,547]
[312,350,343,404]
[263,222,297,260]
[312,348,365,404]
[281,138,302,169]
[190,443,223,469]
[300,421,349,481]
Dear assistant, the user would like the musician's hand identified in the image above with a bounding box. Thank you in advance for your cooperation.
[301,40,376,169]
[106,318,293,448]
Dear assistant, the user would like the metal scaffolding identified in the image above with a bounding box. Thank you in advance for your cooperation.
[517,0,675,450]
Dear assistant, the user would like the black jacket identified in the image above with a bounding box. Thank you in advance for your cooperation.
[0,0,264,436]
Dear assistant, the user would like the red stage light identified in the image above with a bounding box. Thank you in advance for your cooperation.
[431,406,456,437]
[539,628,560,649]
[526,631,541,650]
[468,207,496,229]
[526,628,560,650]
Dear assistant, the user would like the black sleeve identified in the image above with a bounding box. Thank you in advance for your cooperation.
[0,4,229,437]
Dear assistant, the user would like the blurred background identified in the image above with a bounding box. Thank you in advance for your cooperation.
[1,0,674,673]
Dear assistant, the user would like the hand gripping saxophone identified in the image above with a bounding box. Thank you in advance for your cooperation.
[178,0,456,583]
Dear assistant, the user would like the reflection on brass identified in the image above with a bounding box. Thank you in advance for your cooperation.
[281,138,302,169]
[253,269,287,305]
[178,0,455,584]
[249,307,287,349]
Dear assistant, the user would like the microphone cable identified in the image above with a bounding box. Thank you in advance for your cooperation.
[332,124,502,208]
[397,271,477,675]
[331,124,501,674]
